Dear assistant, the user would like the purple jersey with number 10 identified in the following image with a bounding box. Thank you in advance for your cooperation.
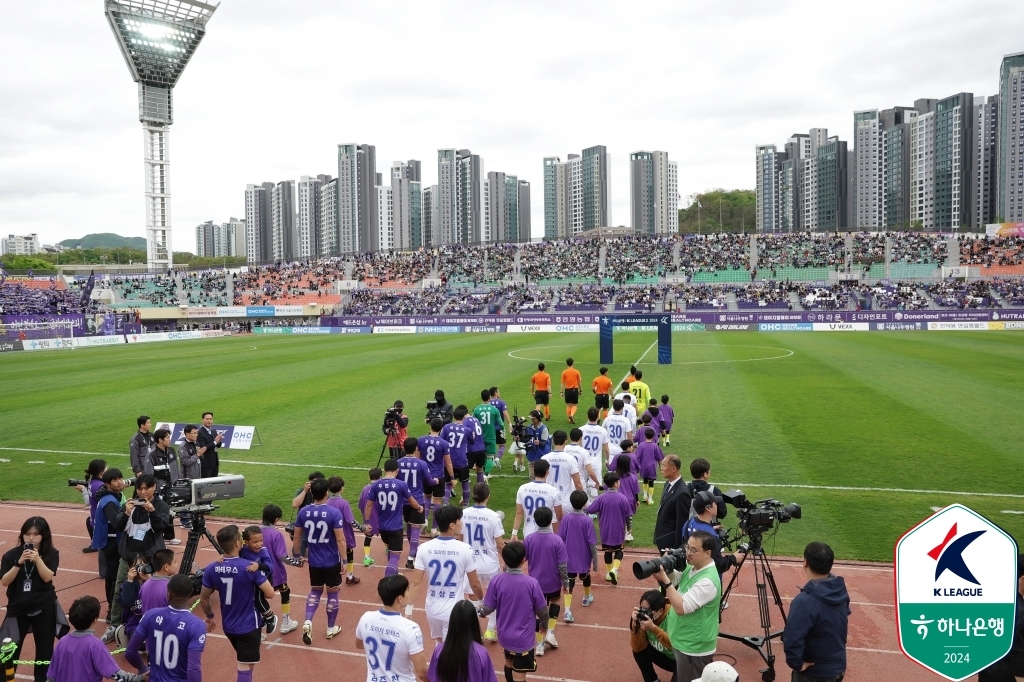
[417,435,450,480]
[440,422,472,468]
[201,556,265,635]
[295,503,345,568]
[398,456,433,505]
[369,477,412,532]
[136,606,207,682]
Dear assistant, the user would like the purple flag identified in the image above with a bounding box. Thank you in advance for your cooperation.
[80,271,95,307]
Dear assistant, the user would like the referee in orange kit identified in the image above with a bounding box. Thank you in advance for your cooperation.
[561,358,582,424]
[532,362,552,420]
[591,366,613,418]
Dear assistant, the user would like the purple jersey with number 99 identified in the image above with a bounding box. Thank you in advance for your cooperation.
[370,478,412,532]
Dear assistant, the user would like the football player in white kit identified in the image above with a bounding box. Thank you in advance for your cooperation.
[511,459,563,539]
[460,482,506,642]
[542,431,583,509]
[355,574,428,682]
[602,399,634,466]
[579,407,610,500]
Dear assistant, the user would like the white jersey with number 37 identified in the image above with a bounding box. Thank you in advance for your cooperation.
[355,609,424,682]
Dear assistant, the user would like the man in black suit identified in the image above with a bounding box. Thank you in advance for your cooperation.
[197,411,224,478]
[653,455,690,552]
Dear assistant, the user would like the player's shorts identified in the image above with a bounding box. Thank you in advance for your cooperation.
[427,614,450,641]
[467,450,487,470]
[485,442,497,456]
[478,570,498,587]
[564,388,580,404]
[273,583,290,604]
[543,590,561,603]
[403,505,425,525]
[226,628,262,664]
[308,562,342,588]
[450,466,470,482]
[379,528,405,553]
[601,543,624,554]
[534,390,549,405]
[427,481,446,498]
[504,648,538,674]
[643,477,656,487]
[496,432,506,445]
[595,394,610,410]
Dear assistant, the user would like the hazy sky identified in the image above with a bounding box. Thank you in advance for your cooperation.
[0,0,1020,247]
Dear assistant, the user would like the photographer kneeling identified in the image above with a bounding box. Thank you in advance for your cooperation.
[629,589,678,682]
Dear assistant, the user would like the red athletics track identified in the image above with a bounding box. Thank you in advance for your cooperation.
[0,502,967,682]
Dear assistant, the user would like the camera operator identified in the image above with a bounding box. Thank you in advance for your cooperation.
[385,400,410,459]
[782,542,850,682]
[683,458,727,522]
[523,410,551,466]
[651,530,722,682]
[629,589,678,682]
[106,475,171,640]
[90,469,128,628]
[425,389,454,425]
[682,492,738,579]
[128,415,153,477]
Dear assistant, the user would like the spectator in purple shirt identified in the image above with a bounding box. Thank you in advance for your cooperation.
[586,473,633,587]
[478,542,550,682]
[260,504,297,634]
[47,596,144,682]
[428,600,498,682]
[326,476,362,585]
[658,395,675,447]
[523,506,569,657]
[358,468,382,567]
[556,490,597,623]
[615,454,640,542]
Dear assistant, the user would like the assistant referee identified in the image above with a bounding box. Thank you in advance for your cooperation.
[561,358,582,424]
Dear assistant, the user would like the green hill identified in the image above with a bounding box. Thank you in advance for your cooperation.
[59,233,146,250]
[678,189,756,233]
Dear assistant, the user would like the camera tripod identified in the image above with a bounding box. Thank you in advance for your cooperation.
[176,509,223,576]
[378,421,399,468]
[719,533,787,682]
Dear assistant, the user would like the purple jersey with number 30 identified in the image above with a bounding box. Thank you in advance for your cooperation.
[295,503,345,568]
[369,478,412,532]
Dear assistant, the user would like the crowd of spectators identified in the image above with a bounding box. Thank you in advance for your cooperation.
[487,243,518,281]
[437,244,485,284]
[925,280,997,308]
[0,279,92,315]
[181,271,228,307]
[890,232,948,264]
[504,284,553,313]
[352,250,433,284]
[603,235,678,283]
[101,275,178,306]
[233,261,343,305]
[993,278,1024,305]
[799,284,852,310]
[959,237,1024,267]
[672,284,729,309]
[519,239,601,280]
[735,282,791,308]
[850,232,886,266]
[341,288,448,316]
[556,283,616,309]
[676,233,750,274]
[867,282,929,310]
[615,285,666,310]
[442,287,504,314]
[758,233,845,270]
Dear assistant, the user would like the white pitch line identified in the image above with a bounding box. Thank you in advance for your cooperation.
[1002,510,1024,514]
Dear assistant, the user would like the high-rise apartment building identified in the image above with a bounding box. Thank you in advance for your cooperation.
[297,175,328,258]
[437,150,458,245]
[853,110,884,229]
[756,145,784,232]
[244,182,274,264]
[338,143,378,253]
[779,159,801,233]
[485,171,530,243]
[544,146,611,238]
[195,219,243,258]
[422,185,439,247]
[630,150,678,233]
[816,138,849,230]
[271,180,296,261]
[998,52,1024,222]
[934,93,975,230]
[319,178,339,256]
[436,149,484,244]
[392,161,422,249]
[975,95,999,228]
[883,114,916,229]
[910,108,937,229]
[1,233,40,256]
[377,183,394,251]
[518,180,532,241]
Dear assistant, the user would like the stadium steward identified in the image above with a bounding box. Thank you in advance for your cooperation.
[782,542,851,682]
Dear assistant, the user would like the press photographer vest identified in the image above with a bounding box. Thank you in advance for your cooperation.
[666,563,721,655]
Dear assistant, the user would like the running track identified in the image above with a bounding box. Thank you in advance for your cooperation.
[0,502,963,681]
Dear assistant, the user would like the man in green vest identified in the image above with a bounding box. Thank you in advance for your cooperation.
[653,529,722,681]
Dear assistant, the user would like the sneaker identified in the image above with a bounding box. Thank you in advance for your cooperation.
[82,546,98,553]
[261,632,267,642]
[302,620,312,645]
[265,613,278,634]
[280,619,298,634]
[101,625,116,643]
[362,556,375,567]
[625,532,634,542]
[345,575,361,585]
[582,595,594,607]
[647,497,654,506]
[567,416,575,424]
[609,569,618,586]
[326,625,342,640]
[721,600,729,611]
[167,538,181,545]
[605,572,613,583]
[285,556,304,567]
[484,629,497,643]
[563,609,574,623]
[493,458,502,469]
[405,558,415,570]
[544,630,558,649]
[535,642,545,657]
[460,499,469,507]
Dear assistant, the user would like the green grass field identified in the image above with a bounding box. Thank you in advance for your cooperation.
[2,330,1023,562]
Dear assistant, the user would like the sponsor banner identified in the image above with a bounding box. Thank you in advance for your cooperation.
[187,307,218,317]
[986,222,1024,238]
[373,326,417,334]
[199,330,230,338]
[21,338,75,351]
[672,323,707,332]
[616,325,658,331]
[253,327,332,335]
[708,323,753,331]
[217,306,247,317]
[417,326,462,333]
[507,324,600,333]
[812,322,870,332]
[872,322,925,331]
[245,306,276,317]
[274,305,306,317]
[0,340,24,352]
[335,326,372,334]
[154,422,258,450]
[758,322,812,332]
[464,325,504,333]
[927,321,990,331]
[125,331,205,344]
[1003,321,1024,330]
[74,335,125,348]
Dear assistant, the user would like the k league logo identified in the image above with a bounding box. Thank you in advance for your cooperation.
[895,504,1019,680]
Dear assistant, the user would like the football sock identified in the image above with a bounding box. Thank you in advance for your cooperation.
[544,406,550,419]
[476,468,485,483]
[408,526,421,559]
[423,497,432,523]
[564,593,572,609]
[384,550,401,577]
[584,585,592,598]
[443,484,453,506]
[363,537,372,557]
[280,586,291,619]
[548,617,557,632]
[535,629,544,645]
[346,560,354,577]
[484,457,494,475]
[236,670,252,682]
[504,667,514,682]
[461,479,470,503]
[326,591,339,628]
[497,445,505,457]
[488,611,497,632]
[612,557,622,572]
[604,551,613,566]
[305,588,323,621]
[567,576,575,593]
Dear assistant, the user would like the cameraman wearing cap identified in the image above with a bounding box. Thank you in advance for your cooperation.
[629,589,677,682]
[425,389,454,425]
[385,400,409,459]
[681,491,738,578]
[523,410,551,467]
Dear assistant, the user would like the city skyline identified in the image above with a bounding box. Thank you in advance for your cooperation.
[0,1,1020,245]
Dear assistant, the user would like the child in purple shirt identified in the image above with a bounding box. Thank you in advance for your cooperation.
[522,506,568,656]
[634,428,664,505]
[585,473,633,586]
[479,543,550,682]
[614,454,640,543]
[260,503,297,634]
[326,476,361,584]
[48,595,144,682]
[658,395,675,446]
[556,490,597,622]
[240,525,278,634]
[358,467,382,566]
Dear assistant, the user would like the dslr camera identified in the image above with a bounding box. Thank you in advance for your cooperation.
[509,408,527,441]
[382,406,403,434]
[721,489,801,538]
[630,605,655,633]
[632,546,688,581]
[67,479,88,487]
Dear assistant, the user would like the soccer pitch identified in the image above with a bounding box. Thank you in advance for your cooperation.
[2,330,1023,562]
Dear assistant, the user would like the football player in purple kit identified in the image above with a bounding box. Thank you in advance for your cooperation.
[325,477,361,585]
[586,473,633,586]
[556,490,597,622]
[397,437,436,569]
[658,395,675,446]
[418,419,453,535]
[364,459,423,578]
[291,478,348,645]
[358,468,382,566]
[522,506,569,656]
[488,386,512,469]
[478,542,550,682]
[440,406,474,507]
[126,574,206,682]
[200,525,276,682]
[463,408,487,486]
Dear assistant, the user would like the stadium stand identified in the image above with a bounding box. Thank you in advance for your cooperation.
[925,280,998,309]
[556,284,617,310]
[960,236,1024,275]
[735,282,791,309]
[677,233,750,277]
[352,250,433,285]
[867,282,929,310]
[182,271,229,307]
[758,233,845,270]
[519,239,601,281]
[603,235,678,283]
[671,284,729,309]
[0,278,93,315]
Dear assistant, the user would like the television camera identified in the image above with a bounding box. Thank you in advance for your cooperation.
[721,490,801,546]
[164,475,245,579]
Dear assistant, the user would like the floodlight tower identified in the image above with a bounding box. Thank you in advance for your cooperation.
[105,0,218,271]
